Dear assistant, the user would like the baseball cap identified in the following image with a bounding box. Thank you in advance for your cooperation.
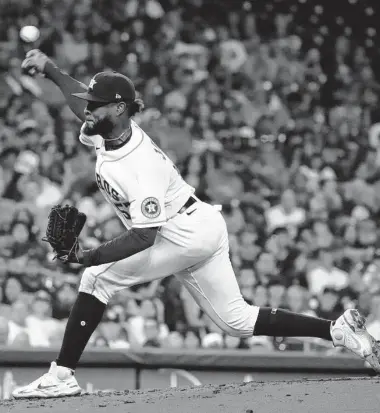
[72,71,136,103]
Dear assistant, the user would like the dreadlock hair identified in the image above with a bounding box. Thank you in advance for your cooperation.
[128,98,145,117]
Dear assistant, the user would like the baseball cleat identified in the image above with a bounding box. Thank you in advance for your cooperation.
[331,309,380,373]
[12,362,82,399]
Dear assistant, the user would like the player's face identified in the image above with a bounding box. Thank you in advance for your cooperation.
[84,101,118,136]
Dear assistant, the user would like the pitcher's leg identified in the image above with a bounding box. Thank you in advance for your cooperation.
[176,246,331,340]
[78,234,211,305]
[176,248,260,338]
[54,234,211,374]
[52,238,176,374]
[56,292,106,370]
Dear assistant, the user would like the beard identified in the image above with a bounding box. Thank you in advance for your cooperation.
[84,115,115,137]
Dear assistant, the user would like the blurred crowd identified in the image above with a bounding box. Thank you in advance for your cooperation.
[1,0,380,352]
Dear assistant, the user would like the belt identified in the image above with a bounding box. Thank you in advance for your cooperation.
[178,195,197,214]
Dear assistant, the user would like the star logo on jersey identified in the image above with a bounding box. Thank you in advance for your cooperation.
[141,197,161,219]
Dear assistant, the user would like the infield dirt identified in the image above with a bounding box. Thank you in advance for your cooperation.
[1,377,379,413]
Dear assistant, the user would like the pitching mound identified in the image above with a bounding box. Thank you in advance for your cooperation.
[2,377,379,413]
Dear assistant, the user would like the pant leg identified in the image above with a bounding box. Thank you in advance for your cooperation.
[78,235,202,304]
[78,202,225,304]
[79,200,259,338]
[176,241,259,338]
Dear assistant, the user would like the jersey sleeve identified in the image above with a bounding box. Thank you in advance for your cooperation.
[127,168,167,228]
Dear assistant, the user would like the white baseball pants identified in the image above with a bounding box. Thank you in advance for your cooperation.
[79,201,259,337]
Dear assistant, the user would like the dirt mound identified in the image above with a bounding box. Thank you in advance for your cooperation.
[2,377,379,413]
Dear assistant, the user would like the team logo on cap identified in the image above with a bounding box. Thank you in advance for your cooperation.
[142,197,160,218]
[88,78,97,90]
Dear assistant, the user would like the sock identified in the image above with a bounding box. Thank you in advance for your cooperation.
[56,292,106,371]
[253,307,332,341]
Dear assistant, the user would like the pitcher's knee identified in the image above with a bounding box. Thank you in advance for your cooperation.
[213,305,260,338]
[79,269,111,305]
[219,319,253,338]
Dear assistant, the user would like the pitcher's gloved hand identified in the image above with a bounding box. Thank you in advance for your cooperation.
[42,205,87,264]
[56,244,85,265]
[21,49,51,76]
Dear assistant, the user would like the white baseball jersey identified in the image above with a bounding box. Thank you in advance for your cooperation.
[79,120,194,229]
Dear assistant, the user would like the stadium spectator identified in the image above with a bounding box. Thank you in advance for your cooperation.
[160,276,188,332]
[7,300,31,346]
[201,332,224,350]
[267,281,286,308]
[252,284,268,307]
[92,335,110,348]
[142,318,161,348]
[224,334,244,350]
[306,249,349,296]
[314,287,345,321]
[254,251,279,286]
[162,331,185,349]
[238,267,256,304]
[285,284,315,316]
[52,279,78,320]
[2,277,23,306]
[108,325,131,349]
[26,290,61,347]
[183,329,201,349]
[265,189,306,237]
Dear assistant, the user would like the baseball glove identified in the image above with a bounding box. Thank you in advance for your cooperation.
[42,205,87,263]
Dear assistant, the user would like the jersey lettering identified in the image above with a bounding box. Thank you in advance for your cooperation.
[96,173,131,218]
[96,173,120,202]
[104,180,111,196]
[96,173,103,190]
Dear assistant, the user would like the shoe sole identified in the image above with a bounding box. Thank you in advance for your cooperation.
[12,389,82,400]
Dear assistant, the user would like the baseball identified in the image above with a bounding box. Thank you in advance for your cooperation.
[19,26,40,43]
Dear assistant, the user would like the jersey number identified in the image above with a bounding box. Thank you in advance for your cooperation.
[115,201,131,220]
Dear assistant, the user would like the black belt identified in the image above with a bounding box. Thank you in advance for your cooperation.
[178,195,197,214]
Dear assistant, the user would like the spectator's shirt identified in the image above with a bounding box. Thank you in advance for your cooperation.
[7,321,30,345]
[26,316,61,347]
[79,120,194,229]
[265,205,306,237]
[307,265,349,296]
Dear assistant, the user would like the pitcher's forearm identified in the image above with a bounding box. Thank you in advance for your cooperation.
[82,227,158,267]
[44,61,87,122]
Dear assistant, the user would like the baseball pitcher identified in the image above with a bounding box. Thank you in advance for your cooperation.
[13,50,380,399]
